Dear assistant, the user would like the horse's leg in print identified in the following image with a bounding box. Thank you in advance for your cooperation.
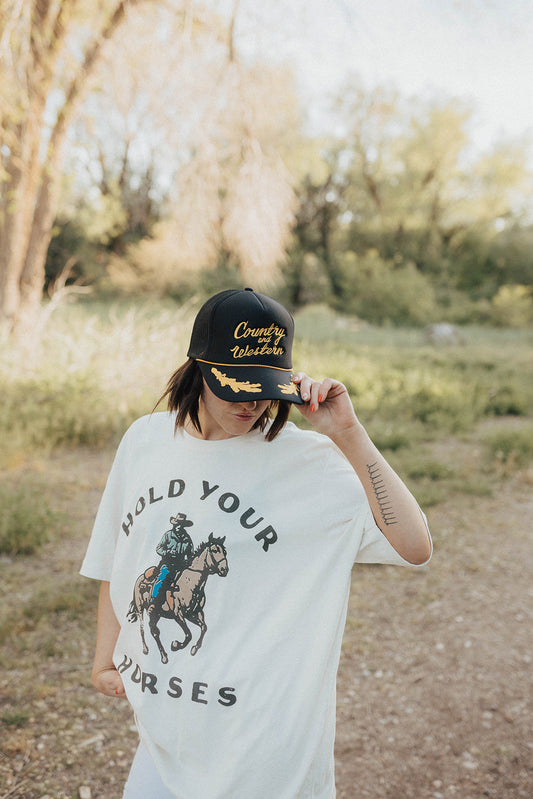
[190,608,207,656]
[138,609,149,655]
[148,608,169,664]
[170,609,192,652]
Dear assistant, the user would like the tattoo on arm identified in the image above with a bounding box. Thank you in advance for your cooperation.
[367,462,398,526]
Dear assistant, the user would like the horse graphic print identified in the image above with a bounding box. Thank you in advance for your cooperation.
[127,514,229,664]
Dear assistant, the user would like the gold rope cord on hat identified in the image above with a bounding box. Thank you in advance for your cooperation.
[197,358,293,372]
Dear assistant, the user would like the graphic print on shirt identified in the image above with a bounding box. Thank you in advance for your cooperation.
[126,511,229,664]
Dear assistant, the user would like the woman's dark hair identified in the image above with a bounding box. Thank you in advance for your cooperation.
[157,359,290,442]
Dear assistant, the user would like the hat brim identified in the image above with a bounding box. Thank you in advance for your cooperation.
[170,518,194,527]
[198,362,303,404]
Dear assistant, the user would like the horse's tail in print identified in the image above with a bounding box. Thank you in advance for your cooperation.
[127,568,158,623]
[126,573,142,623]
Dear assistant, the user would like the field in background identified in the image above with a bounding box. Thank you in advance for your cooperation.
[1,298,532,554]
[1,297,533,798]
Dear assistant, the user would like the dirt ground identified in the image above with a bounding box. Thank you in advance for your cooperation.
[1,446,532,799]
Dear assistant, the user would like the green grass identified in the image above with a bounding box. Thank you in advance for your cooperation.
[0,297,194,465]
[481,423,533,467]
[1,710,30,727]
[0,480,60,555]
[294,308,533,435]
[21,578,100,624]
[0,576,99,647]
[1,298,532,512]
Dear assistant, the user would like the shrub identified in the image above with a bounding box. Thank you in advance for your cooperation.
[433,288,493,325]
[1,710,30,727]
[485,386,528,416]
[490,284,533,328]
[338,251,438,326]
[482,425,533,466]
[405,458,454,481]
[0,372,136,462]
[0,298,192,465]
[22,578,99,623]
[0,481,58,555]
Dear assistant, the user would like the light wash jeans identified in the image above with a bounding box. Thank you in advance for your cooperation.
[122,742,175,799]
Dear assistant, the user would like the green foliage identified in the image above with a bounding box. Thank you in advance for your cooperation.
[37,66,533,321]
[293,308,533,507]
[0,298,192,465]
[1,710,29,727]
[490,285,533,328]
[485,386,528,417]
[1,373,133,454]
[45,218,97,291]
[295,317,533,435]
[482,424,533,466]
[2,300,532,519]
[336,252,438,326]
[0,575,99,647]
[22,578,100,624]
[380,444,494,509]
[431,287,492,325]
[285,85,533,319]
[0,481,58,555]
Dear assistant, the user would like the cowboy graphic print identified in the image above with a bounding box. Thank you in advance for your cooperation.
[127,512,229,664]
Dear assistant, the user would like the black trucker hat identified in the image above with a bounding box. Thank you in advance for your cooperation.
[187,288,303,404]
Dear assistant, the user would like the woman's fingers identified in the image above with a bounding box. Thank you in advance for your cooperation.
[292,373,334,412]
[92,666,126,699]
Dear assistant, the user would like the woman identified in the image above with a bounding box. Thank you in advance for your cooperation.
[81,287,431,799]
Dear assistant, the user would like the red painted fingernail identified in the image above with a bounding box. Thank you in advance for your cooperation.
[310,403,315,413]
[318,395,323,403]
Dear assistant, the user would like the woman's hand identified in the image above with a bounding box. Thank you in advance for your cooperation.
[292,373,360,438]
[92,664,126,699]
[91,582,126,699]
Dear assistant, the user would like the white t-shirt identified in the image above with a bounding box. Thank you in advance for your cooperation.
[81,413,429,799]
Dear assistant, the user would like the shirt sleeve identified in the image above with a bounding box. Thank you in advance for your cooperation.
[79,429,131,581]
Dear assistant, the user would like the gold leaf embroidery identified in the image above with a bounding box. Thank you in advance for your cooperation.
[211,367,262,394]
[278,381,299,396]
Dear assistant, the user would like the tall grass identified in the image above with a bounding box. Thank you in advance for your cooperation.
[0,479,58,555]
[481,423,533,468]
[1,299,532,509]
[0,297,196,465]
[293,304,533,433]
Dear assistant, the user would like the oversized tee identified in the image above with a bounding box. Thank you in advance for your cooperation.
[81,413,430,799]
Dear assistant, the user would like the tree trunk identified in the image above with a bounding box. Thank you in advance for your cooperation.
[17,145,67,331]
[0,113,46,332]
[0,115,69,337]
[0,0,152,337]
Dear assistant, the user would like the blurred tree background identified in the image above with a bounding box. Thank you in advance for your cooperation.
[1,0,532,336]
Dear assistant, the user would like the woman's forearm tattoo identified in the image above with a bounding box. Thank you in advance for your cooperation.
[367,462,398,526]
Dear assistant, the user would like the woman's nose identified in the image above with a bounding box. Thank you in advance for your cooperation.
[241,400,257,410]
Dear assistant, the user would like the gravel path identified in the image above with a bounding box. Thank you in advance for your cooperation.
[1,450,531,798]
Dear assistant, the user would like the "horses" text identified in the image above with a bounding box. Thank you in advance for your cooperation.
[117,654,237,706]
